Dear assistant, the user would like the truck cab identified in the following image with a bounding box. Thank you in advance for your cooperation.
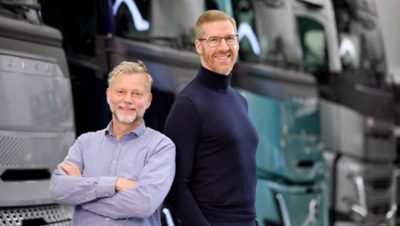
[0,0,75,224]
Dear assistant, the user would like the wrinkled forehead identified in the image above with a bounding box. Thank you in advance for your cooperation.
[110,73,151,90]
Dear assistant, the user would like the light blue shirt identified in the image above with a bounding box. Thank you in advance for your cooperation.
[50,122,176,226]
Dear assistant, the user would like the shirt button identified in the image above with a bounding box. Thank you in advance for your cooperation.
[112,160,117,164]
[105,218,110,221]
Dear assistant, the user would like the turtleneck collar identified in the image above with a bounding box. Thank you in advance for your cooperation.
[196,66,232,91]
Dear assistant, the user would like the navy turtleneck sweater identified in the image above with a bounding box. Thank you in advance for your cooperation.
[164,66,259,226]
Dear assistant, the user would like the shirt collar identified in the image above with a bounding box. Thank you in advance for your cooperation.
[105,121,146,138]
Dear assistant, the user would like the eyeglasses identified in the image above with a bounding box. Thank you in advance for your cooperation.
[198,35,238,47]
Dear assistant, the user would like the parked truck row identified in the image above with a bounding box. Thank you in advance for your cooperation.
[0,0,398,225]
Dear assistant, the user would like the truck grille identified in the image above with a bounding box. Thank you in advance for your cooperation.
[0,204,72,226]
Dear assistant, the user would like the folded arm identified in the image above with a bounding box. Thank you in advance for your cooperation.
[80,140,176,219]
[50,161,117,205]
[50,136,117,205]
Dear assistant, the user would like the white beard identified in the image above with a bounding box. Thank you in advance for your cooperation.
[114,110,137,124]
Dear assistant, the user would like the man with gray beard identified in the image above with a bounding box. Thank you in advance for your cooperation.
[50,61,175,226]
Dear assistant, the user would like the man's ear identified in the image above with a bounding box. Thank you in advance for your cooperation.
[106,88,110,104]
[146,93,153,109]
[195,39,203,55]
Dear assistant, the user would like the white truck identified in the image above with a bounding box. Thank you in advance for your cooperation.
[0,0,75,225]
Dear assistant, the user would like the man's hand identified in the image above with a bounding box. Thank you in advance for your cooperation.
[115,177,137,191]
[59,162,82,177]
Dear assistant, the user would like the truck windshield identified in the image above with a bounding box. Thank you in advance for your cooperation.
[0,0,41,23]
[233,0,302,69]
[112,0,151,40]
[334,0,386,76]
[297,16,329,77]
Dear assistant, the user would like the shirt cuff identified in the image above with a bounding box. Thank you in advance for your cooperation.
[96,176,117,198]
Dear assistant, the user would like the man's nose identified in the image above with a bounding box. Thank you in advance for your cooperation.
[218,38,230,50]
[123,94,134,103]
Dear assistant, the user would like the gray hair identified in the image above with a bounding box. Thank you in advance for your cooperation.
[108,61,153,92]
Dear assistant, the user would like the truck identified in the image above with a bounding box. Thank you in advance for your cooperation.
[0,0,75,225]
[292,0,396,225]
[230,0,329,225]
